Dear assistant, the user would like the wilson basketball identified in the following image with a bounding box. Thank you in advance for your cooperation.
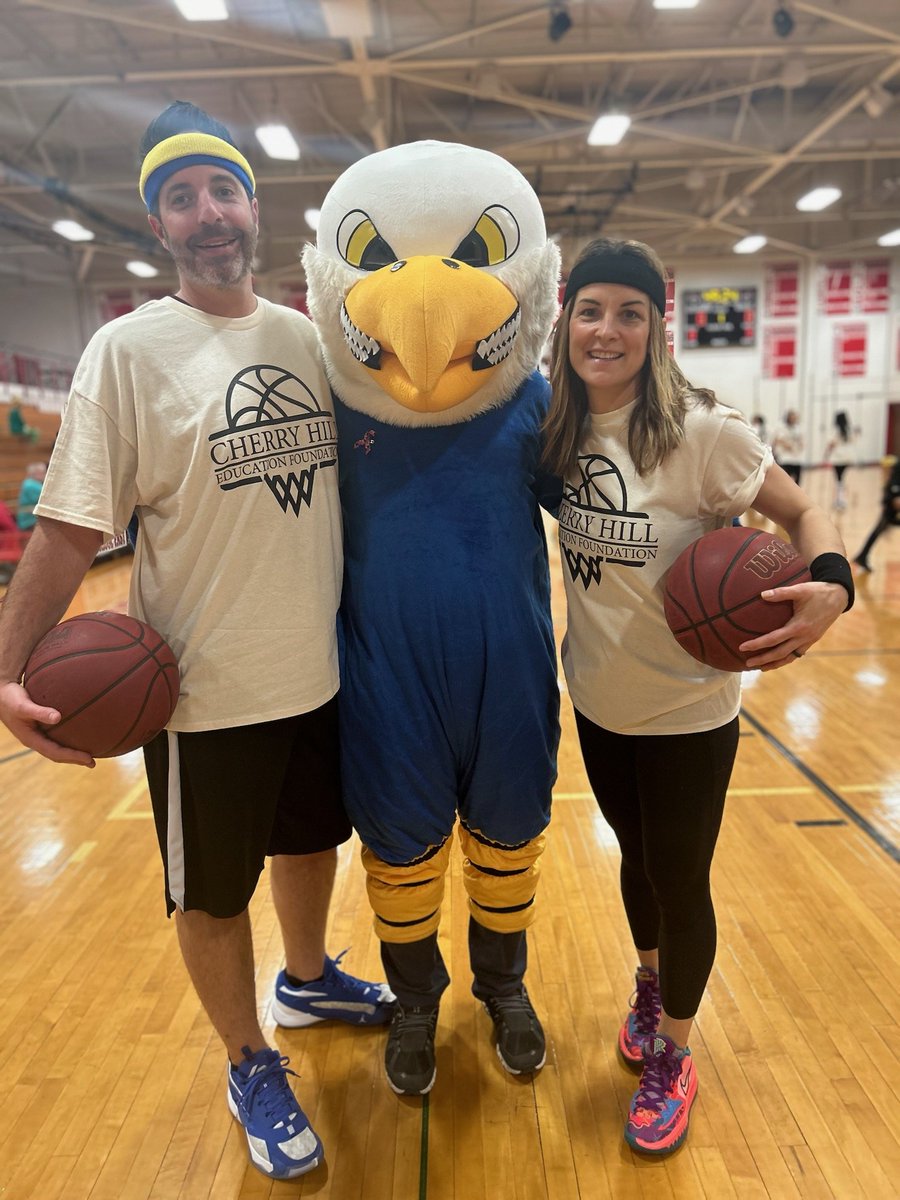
[663,527,811,672]
[23,611,180,757]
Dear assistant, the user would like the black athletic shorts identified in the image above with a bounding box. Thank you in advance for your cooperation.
[142,696,350,918]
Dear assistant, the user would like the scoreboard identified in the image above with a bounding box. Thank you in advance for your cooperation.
[682,286,757,349]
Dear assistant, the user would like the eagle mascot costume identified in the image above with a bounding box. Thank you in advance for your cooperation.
[303,141,561,1095]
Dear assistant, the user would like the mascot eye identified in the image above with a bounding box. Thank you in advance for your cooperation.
[337,210,398,271]
[451,205,520,267]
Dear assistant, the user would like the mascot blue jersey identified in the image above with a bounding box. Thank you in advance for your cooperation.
[336,370,560,864]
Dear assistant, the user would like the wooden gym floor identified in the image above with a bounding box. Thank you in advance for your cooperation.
[0,463,897,1200]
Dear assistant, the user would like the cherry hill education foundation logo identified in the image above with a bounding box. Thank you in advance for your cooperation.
[208,364,337,515]
[558,454,659,589]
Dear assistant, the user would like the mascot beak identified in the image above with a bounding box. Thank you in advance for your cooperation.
[342,256,520,413]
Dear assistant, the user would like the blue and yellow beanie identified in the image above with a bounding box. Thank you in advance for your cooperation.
[139,132,255,212]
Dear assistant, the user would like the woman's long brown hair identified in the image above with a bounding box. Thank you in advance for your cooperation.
[542,236,716,479]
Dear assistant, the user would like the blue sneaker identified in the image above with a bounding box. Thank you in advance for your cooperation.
[227,1045,322,1179]
[272,949,396,1027]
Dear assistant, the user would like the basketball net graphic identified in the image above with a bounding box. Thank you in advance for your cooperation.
[208,364,337,515]
[559,454,658,589]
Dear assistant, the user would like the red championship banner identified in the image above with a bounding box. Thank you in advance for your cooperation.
[100,290,136,324]
[860,259,889,313]
[820,261,852,315]
[833,323,867,378]
[665,270,676,355]
[763,326,797,379]
[765,263,799,319]
[280,284,309,314]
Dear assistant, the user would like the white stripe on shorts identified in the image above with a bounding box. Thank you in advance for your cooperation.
[166,730,186,912]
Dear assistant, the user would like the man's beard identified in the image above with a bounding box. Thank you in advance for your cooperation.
[164,222,258,288]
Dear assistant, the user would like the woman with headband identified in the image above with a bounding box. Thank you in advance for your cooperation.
[543,237,852,1156]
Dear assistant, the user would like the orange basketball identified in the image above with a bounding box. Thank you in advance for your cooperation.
[24,611,179,757]
[663,527,810,672]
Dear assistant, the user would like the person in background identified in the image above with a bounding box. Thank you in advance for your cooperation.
[0,499,21,585]
[15,461,46,531]
[0,101,393,1183]
[750,413,767,444]
[544,236,852,1157]
[771,408,804,485]
[7,399,39,444]
[854,456,900,572]
[823,410,857,510]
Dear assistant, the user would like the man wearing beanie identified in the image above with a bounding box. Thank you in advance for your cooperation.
[0,101,394,1181]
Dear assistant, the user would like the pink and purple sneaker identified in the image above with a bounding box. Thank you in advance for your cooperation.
[617,965,661,1069]
[625,1033,698,1156]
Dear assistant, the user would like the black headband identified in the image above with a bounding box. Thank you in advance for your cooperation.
[562,251,667,315]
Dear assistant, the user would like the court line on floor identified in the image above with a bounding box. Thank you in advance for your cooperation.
[419,1094,430,1200]
[739,706,899,862]
[806,646,900,656]
[0,747,33,765]
[108,779,152,819]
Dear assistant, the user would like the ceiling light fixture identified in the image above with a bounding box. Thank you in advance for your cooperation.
[475,64,503,98]
[127,260,159,278]
[653,0,699,9]
[862,83,893,119]
[734,235,767,254]
[796,185,841,211]
[684,168,707,191]
[304,208,321,232]
[52,219,94,242]
[877,228,900,247]
[255,124,301,161]
[772,5,794,37]
[588,112,631,146]
[779,55,808,89]
[548,2,572,42]
[173,0,228,19]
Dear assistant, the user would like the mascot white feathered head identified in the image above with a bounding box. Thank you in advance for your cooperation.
[303,140,560,427]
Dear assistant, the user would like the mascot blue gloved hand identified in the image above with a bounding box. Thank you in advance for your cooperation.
[304,141,561,1096]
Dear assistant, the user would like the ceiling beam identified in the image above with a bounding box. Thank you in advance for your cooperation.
[4,43,900,91]
[707,59,900,227]
[22,0,340,65]
[792,1,900,44]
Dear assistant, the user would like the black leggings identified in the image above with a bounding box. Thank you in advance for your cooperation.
[857,515,891,563]
[574,710,739,1020]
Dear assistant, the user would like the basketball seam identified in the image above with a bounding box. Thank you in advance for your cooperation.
[664,529,809,670]
[666,564,811,634]
[25,613,151,678]
[51,654,173,730]
[105,664,180,755]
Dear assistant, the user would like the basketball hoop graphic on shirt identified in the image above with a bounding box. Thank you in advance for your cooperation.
[208,365,337,514]
[558,454,658,589]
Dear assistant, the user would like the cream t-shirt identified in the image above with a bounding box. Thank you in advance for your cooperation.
[558,397,772,735]
[38,296,342,731]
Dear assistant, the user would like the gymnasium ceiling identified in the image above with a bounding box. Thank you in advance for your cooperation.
[1,0,899,291]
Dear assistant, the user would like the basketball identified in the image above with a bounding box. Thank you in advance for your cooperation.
[663,527,811,672]
[23,611,180,757]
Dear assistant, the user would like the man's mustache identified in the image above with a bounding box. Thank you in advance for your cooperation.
[186,226,245,250]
